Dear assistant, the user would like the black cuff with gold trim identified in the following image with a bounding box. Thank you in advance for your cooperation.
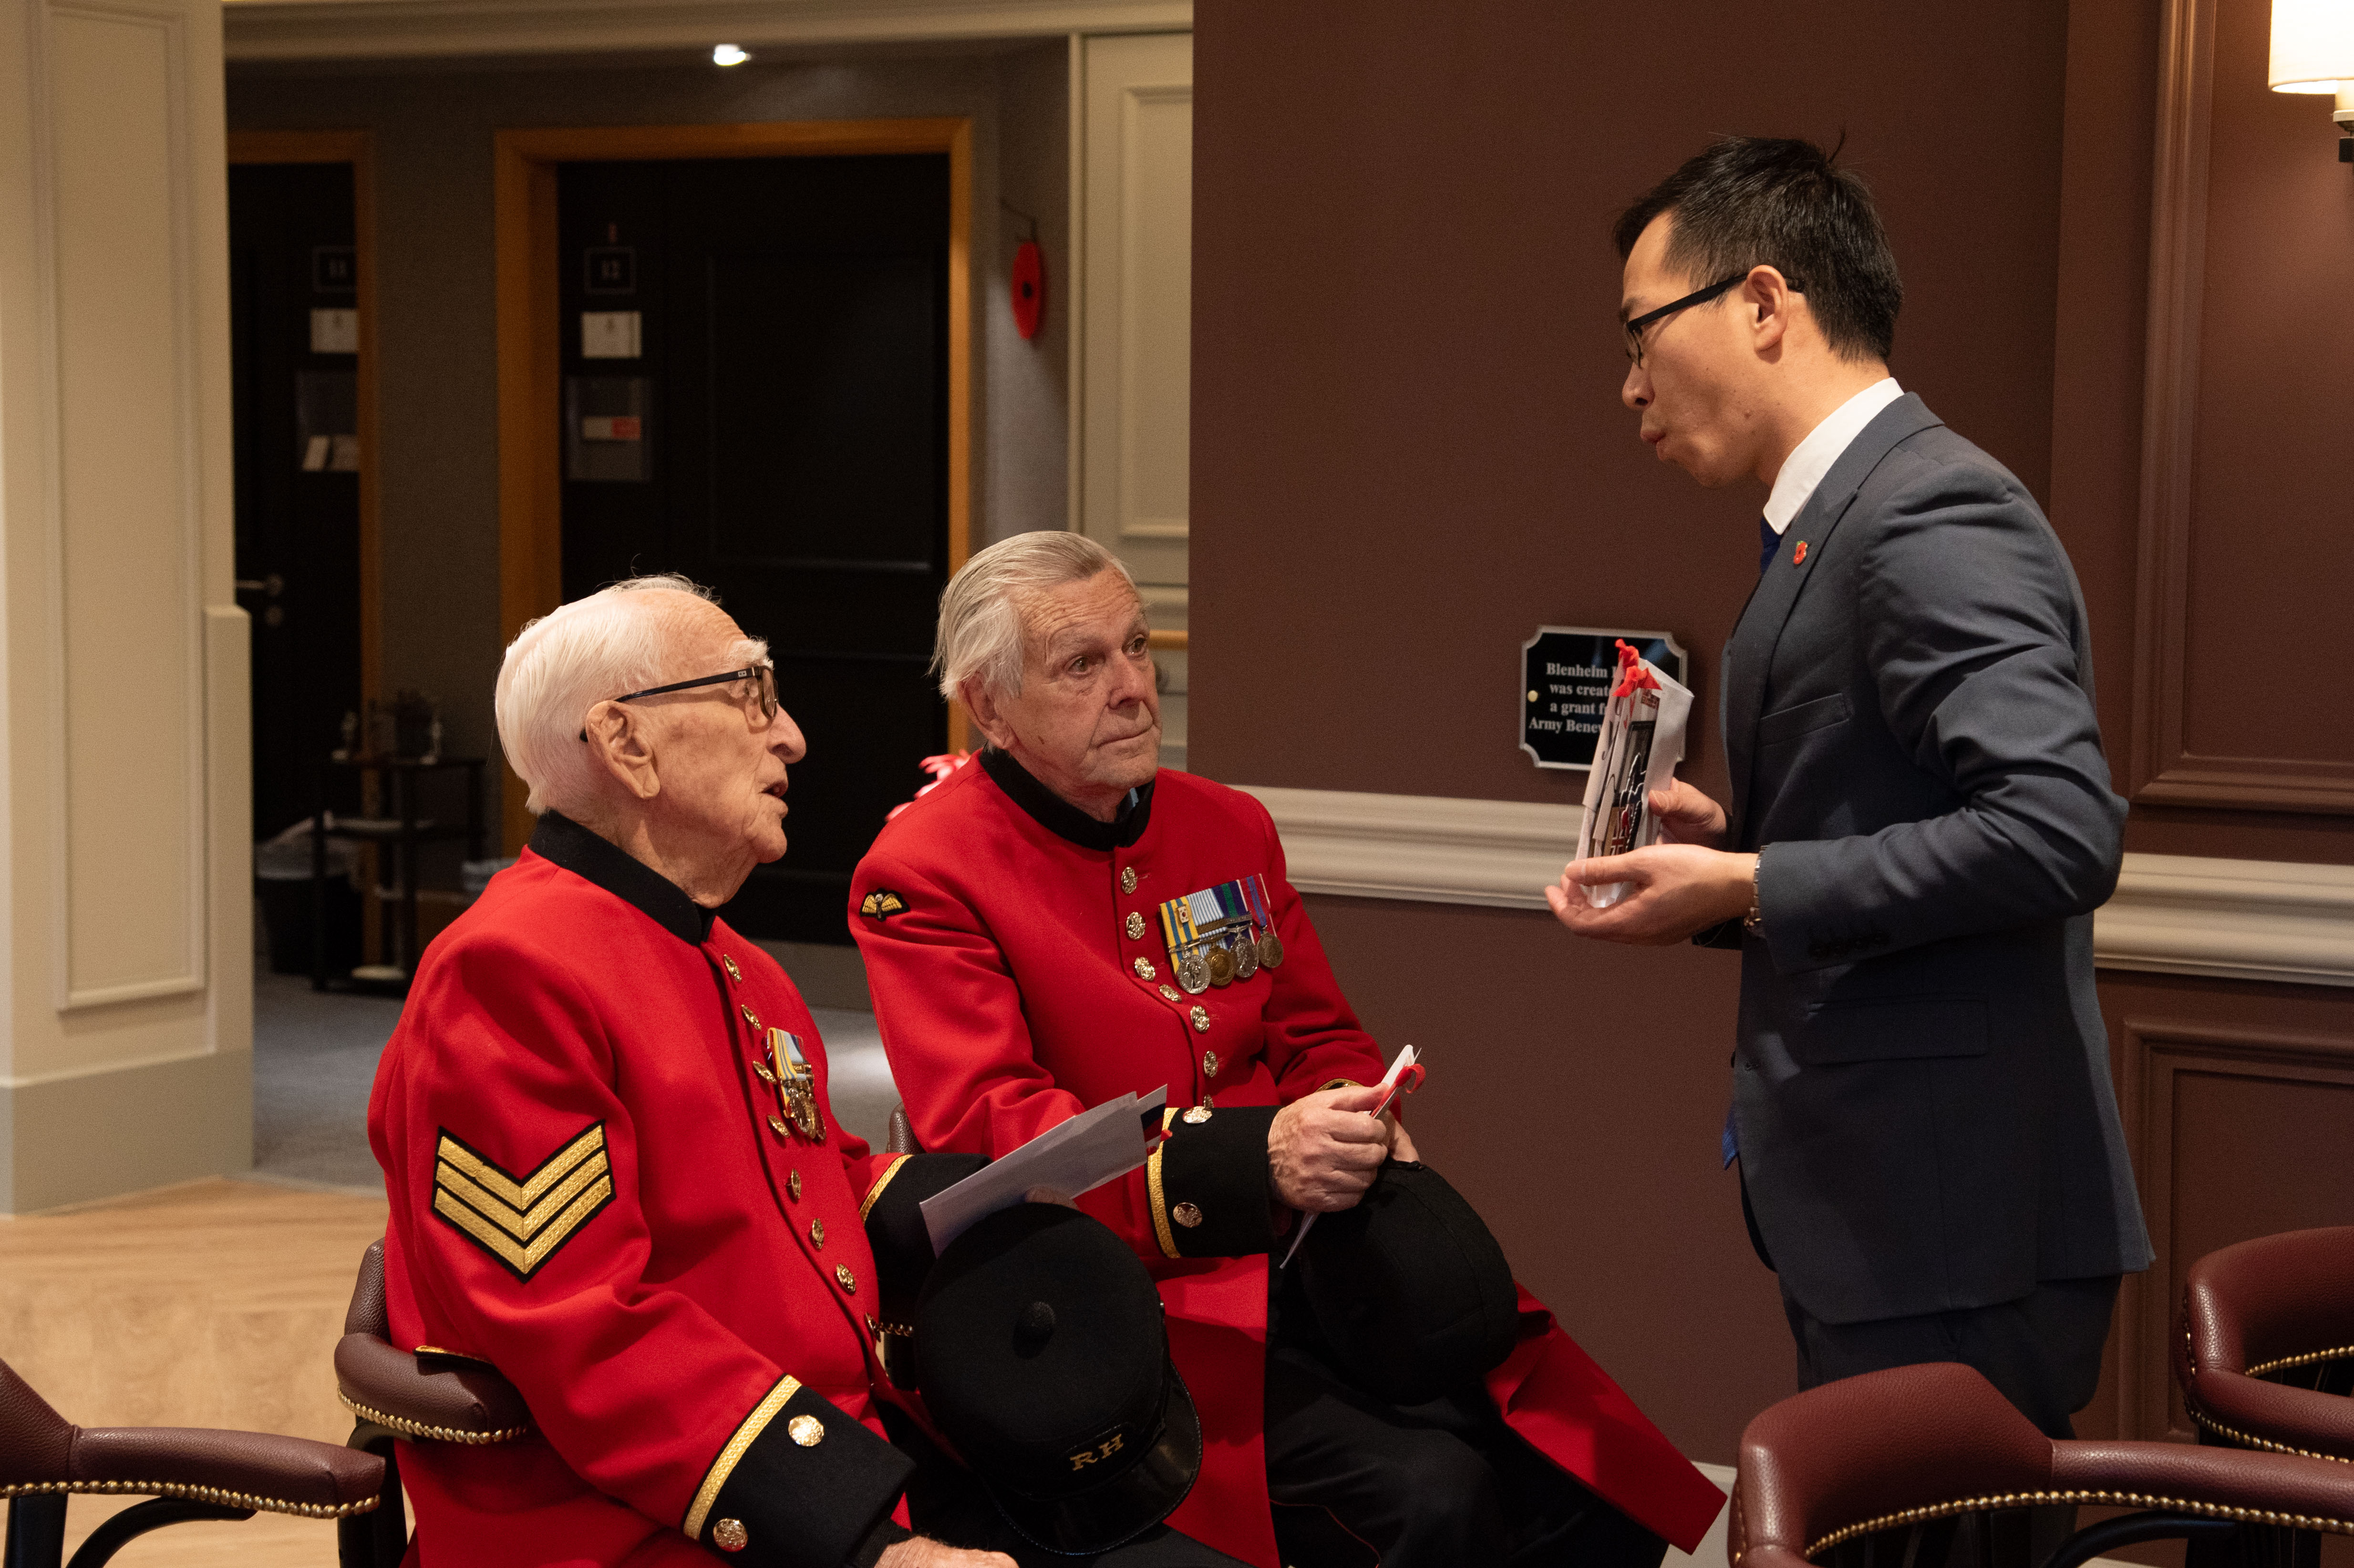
[1147,1104,1280,1260]
[685,1378,914,1568]
[861,1152,988,1387]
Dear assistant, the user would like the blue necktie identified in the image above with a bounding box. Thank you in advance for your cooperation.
[1758,516,1778,575]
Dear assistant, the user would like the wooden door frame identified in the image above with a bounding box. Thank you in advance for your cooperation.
[224,130,382,710]
[492,118,974,853]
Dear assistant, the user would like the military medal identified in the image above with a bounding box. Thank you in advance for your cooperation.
[1158,895,1215,994]
[1245,875,1285,969]
[1230,928,1259,981]
[767,1028,825,1143]
[1205,942,1236,987]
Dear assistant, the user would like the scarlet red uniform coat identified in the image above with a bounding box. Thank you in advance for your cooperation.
[371,820,920,1568]
[852,758,1724,1566]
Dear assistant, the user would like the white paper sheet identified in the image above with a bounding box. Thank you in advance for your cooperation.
[919,1085,1168,1256]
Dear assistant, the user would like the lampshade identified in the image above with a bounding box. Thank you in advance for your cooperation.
[2270,0,2354,93]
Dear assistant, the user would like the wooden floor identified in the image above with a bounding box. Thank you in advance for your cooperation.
[0,1178,391,1566]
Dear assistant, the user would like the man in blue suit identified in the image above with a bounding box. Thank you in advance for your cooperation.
[1549,137,2150,1442]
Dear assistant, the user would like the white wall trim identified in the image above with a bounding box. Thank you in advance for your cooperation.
[2093,852,2354,989]
[1237,786,2354,989]
[221,0,1191,63]
[1240,786,1583,911]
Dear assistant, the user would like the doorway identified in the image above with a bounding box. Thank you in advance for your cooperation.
[496,119,972,945]
[226,135,376,843]
[228,133,395,1192]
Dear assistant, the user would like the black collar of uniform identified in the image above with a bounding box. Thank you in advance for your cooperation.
[980,747,1153,851]
[528,811,716,945]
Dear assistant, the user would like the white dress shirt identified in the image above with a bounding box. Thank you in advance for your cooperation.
[1761,377,1904,535]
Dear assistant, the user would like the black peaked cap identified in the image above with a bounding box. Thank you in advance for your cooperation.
[915,1204,1199,1554]
[1295,1160,1519,1407]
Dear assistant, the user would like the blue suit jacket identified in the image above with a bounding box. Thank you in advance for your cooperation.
[1715,392,2152,1325]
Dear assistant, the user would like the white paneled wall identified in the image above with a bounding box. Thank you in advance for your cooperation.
[0,0,250,1209]
[1077,31,1192,759]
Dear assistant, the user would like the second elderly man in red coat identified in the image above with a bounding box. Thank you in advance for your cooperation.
[853,533,1724,1568]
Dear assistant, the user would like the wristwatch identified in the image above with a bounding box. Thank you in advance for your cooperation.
[1743,852,1765,935]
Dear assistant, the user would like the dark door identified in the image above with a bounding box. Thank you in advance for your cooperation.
[229,162,365,839]
[557,155,950,944]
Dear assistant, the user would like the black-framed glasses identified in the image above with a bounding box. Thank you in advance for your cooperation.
[1622,271,1804,366]
[578,665,778,742]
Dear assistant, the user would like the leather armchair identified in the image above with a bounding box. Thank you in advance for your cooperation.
[1735,1362,2354,1568]
[0,1353,380,1568]
[886,1102,919,1155]
[332,1239,531,1567]
[2177,1227,2354,1461]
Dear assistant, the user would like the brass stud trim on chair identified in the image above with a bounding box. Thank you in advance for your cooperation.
[2245,1345,2354,1381]
[338,1390,530,1446]
[0,1478,380,1520]
[2187,1403,2353,1464]
[1807,1488,2354,1558]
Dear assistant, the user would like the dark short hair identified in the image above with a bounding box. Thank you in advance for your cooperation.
[1613,136,1901,363]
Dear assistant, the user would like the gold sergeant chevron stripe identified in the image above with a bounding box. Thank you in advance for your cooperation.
[433,1122,615,1281]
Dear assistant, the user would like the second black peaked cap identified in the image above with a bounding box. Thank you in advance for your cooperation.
[1295,1160,1520,1407]
[915,1204,1200,1554]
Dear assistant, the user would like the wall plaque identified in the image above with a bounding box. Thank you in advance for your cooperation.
[1520,626,1687,770]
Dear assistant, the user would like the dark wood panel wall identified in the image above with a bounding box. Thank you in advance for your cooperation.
[2130,0,2354,814]
[1192,0,2354,1463]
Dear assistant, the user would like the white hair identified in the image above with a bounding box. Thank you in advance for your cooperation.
[934,530,1137,701]
[495,574,765,818]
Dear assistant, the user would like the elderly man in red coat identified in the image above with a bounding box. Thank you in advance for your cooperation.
[370,575,1022,1568]
[851,534,1725,1568]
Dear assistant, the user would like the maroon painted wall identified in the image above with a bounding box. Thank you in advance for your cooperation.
[1188,0,2354,1466]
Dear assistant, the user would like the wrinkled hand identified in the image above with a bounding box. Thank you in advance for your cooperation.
[876,1537,1017,1568]
[1545,845,1755,946]
[1270,1085,1396,1212]
[1646,780,1728,848]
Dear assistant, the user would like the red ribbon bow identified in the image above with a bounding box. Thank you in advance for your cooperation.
[1612,639,1662,699]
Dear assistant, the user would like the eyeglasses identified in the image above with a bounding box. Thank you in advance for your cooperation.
[578,665,779,743]
[1622,270,1804,367]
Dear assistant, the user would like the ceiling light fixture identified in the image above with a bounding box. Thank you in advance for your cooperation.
[2268,0,2354,165]
[712,43,750,67]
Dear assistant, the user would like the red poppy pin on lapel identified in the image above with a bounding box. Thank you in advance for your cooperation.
[1793,541,1808,566]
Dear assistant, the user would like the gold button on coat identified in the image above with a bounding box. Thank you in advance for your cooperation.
[768,1114,791,1139]
[1133,958,1156,980]
[741,1005,761,1032]
[789,1413,826,1446]
[836,1264,857,1293]
[1121,867,1139,895]
[1159,985,1181,1002]
[721,955,742,983]
[713,1518,750,1552]
[1190,1006,1210,1033]
[1202,1051,1220,1077]
[810,1218,826,1248]
[754,1061,777,1084]
[1173,1202,1203,1228]
[1125,912,1146,940]
[1183,1104,1212,1124]
[787,1170,802,1202]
